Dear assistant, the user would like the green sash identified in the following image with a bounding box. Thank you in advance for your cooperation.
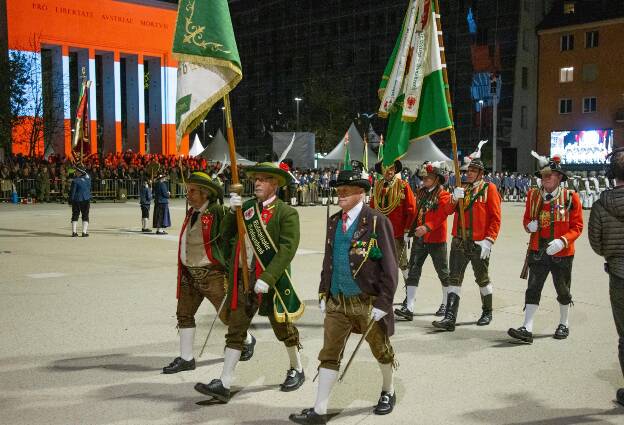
[243,203,304,323]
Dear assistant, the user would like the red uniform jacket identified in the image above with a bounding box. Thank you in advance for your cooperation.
[446,180,501,243]
[370,178,417,239]
[410,186,450,243]
[523,188,583,257]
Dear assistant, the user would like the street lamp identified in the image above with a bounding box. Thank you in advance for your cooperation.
[294,97,302,131]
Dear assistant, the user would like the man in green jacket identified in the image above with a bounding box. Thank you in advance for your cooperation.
[195,163,305,403]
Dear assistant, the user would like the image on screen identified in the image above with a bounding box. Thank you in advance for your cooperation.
[550,129,614,165]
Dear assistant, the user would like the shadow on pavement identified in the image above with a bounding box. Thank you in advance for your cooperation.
[48,353,221,373]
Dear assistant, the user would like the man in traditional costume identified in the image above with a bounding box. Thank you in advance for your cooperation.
[508,153,583,343]
[195,163,304,402]
[289,169,398,424]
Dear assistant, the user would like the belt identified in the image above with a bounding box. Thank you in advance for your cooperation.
[330,292,370,303]
[183,264,224,280]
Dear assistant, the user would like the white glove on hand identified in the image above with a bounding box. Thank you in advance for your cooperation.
[453,187,465,201]
[319,298,326,314]
[229,192,242,211]
[371,307,387,322]
[403,234,413,245]
[254,279,270,294]
[546,239,565,256]
[475,239,493,260]
[527,220,539,233]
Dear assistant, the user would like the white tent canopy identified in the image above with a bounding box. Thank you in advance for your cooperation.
[188,134,204,157]
[198,129,255,166]
[398,136,452,171]
[319,122,376,168]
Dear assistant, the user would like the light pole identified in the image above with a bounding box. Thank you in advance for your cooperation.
[294,97,302,131]
[478,100,484,141]
[202,119,207,144]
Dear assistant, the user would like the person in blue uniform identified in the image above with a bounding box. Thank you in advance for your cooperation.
[139,179,153,232]
[69,165,92,237]
[153,173,171,234]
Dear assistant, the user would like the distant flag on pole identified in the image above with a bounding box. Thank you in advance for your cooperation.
[378,134,384,162]
[363,135,369,170]
[343,132,352,171]
[377,0,452,167]
[172,0,242,150]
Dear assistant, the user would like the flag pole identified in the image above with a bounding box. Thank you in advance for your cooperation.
[434,0,466,240]
[223,94,250,293]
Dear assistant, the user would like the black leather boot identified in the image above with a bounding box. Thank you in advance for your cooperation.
[194,378,231,402]
[432,292,459,331]
[477,294,493,326]
[434,303,446,316]
[162,357,195,374]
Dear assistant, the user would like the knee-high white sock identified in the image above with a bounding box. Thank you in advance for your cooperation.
[559,303,570,327]
[479,284,493,296]
[379,362,394,395]
[406,286,417,312]
[313,368,338,415]
[447,286,462,296]
[286,346,303,373]
[71,221,77,233]
[82,221,89,234]
[523,304,539,332]
[442,287,449,305]
[220,347,241,389]
[179,328,195,361]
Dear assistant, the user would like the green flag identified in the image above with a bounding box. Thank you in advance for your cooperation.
[343,133,352,170]
[378,0,452,167]
[172,0,242,148]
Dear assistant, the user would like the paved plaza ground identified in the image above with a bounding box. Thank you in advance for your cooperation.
[1,199,623,425]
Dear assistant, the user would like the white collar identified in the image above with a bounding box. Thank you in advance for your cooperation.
[262,195,277,208]
[542,187,560,201]
[194,200,210,213]
[343,201,364,221]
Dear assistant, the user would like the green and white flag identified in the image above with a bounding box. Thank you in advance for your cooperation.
[172,0,242,148]
[343,133,352,171]
[378,0,452,167]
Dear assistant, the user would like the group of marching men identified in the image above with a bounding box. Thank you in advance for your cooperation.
[165,139,589,424]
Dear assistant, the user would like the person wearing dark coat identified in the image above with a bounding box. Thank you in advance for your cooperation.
[289,169,398,424]
[69,165,92,237]
[153,174,171,234]
[139,180,153,232]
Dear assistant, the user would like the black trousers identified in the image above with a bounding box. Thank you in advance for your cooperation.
[525,252,573,305]
[71,201,90,222]
[448,237,490,288]
[610,274,624,378]
[140,205,150,219]
[406,239,449,287]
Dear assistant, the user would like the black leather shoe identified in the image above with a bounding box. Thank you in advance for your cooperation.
[194,379,231,402]
[477,310,492,326]
[616,388,624,406]
[289,408,327,424]
[72,232,78,237]
[374,391,396,415]
[280,368,305,392]
[394,306,414,321]
[508,326,533,343]
[434,304,446,316]
[554,324,569,339]
[239,334,256,361]
[82,233,89,237]
[162,356,195,374]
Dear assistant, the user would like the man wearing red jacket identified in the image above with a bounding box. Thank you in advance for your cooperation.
[395,161,451,320]
[508,155,583,343]
[433,153,502,331]
[370,160,417,281]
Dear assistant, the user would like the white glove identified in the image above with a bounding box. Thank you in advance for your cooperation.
[254,279,270,294]
[475,239,493,260]
[319,298,326,314]
[403,234,413,244]
[527,220,539,233]
[453,187,465,201]
[229,192,242,211]
[546,239,565,256]
[371,307,387,322]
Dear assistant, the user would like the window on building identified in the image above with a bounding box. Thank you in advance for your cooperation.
[585,31,599,48]
[582,63,598,82]
[560,34,574,51]
[521,67,528,89]
[563,1,576,14]
[559,99,572,114]
[521,106,528,129]
[559,67,574,82]
[583,97,597,113]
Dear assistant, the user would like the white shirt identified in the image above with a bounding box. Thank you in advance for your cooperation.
[342,201,364,231]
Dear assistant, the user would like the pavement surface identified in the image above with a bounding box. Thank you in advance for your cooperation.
[1,199,623,425]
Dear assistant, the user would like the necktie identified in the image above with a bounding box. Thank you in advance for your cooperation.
[342,212,348,233]
[190,211,200,227]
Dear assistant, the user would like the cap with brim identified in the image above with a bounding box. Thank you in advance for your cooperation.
[535,165,568,182]
[374,160,402,174]
[330,170,371,191]
[245,162,292,187]
[187,172,223,198]
[465,159,485,171]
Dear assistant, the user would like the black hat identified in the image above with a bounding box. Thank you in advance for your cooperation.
[534,154,568,182]
[374,159,402,174]
[331,170,371,191]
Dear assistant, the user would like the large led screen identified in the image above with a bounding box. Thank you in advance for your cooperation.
[550,129,614,165]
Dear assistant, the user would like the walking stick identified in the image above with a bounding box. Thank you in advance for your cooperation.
[199,295,227,358]
[338,318,376,382]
